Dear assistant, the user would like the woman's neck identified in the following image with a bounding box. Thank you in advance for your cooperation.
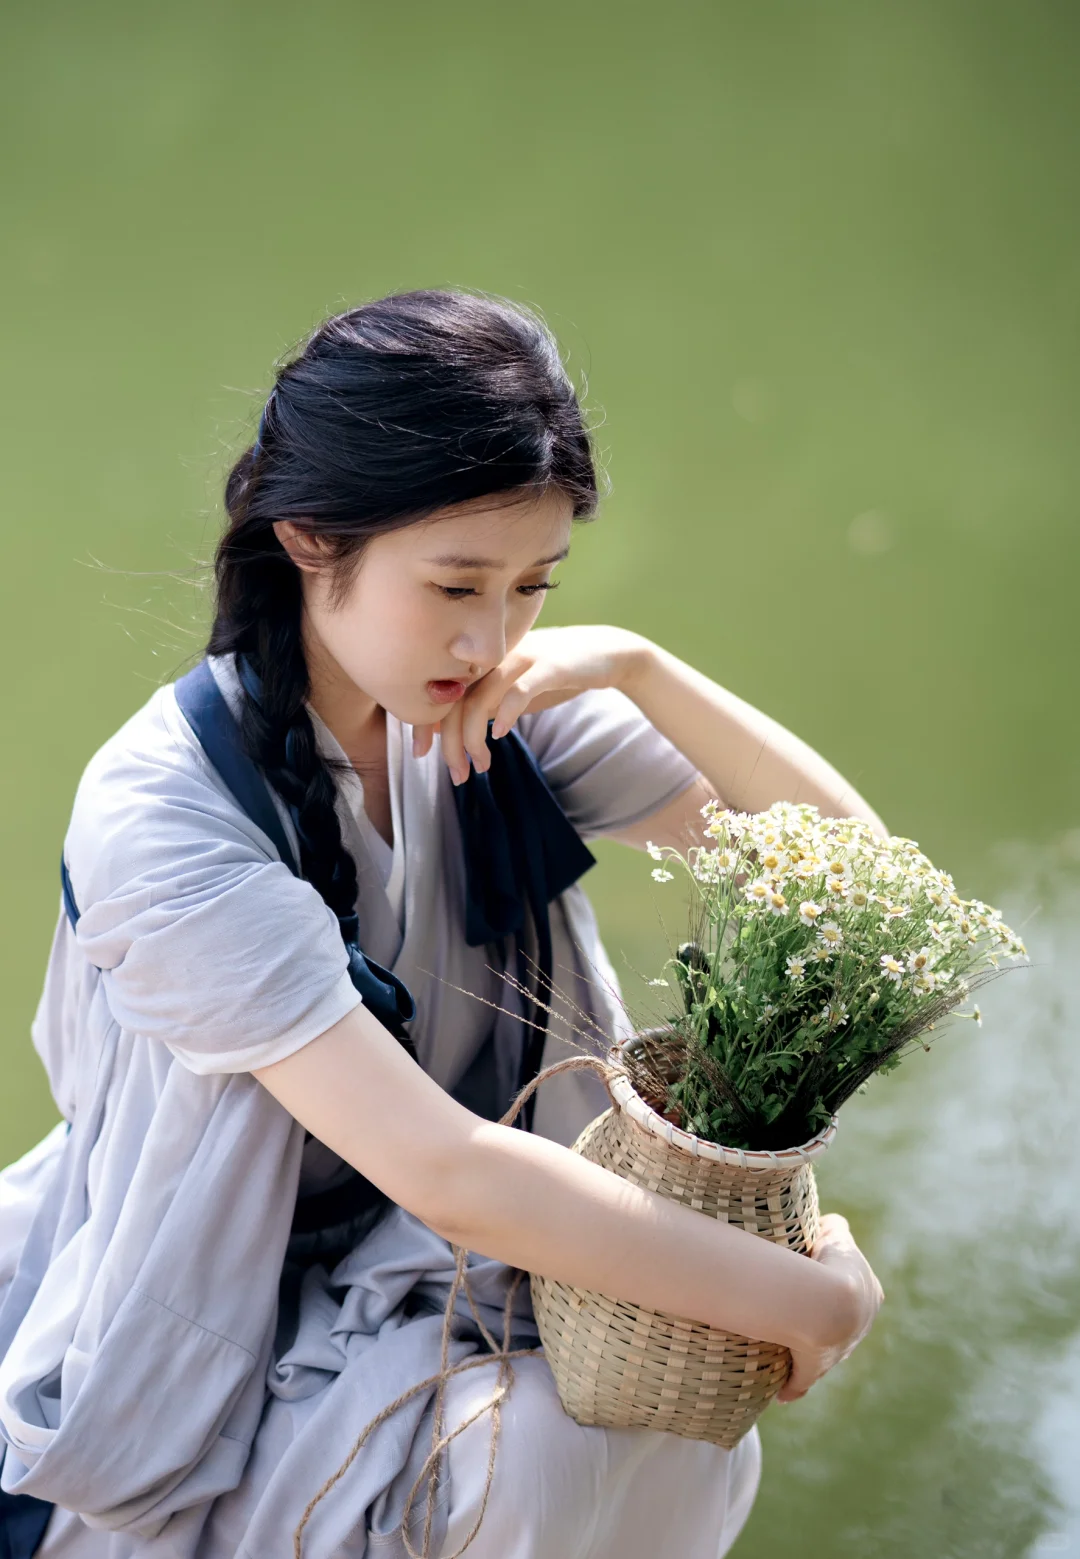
[301,621,386,771]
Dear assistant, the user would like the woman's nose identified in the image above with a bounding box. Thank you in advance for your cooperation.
[452,610,507,675]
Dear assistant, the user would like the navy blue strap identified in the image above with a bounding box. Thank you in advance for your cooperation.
[172,660,416,1045]
[0,1483,52,1558]
[175,660,300,876]
[59,857,79,933]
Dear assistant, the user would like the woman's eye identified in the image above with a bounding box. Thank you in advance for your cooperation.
[436,582,560,600]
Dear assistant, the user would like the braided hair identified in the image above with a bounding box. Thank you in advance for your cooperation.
[208,289,600,936]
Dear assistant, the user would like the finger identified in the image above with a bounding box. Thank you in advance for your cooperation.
[816,1212,851,1240]
[411,722,438,759]
[489,684,538,741]
[456,664,534,770]
[775,1381,809,1404]
[776,1356,818,1402]
[487,664,564,741]
[810,1213,852,1258]
[458,686,505,775]
[436,703,470,786]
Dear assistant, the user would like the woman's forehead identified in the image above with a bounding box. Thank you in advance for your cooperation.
[408,490,574,565]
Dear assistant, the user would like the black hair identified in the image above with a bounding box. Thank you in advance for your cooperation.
[208,288,601,936]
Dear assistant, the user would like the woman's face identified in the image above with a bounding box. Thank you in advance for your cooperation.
[274,489,574,729]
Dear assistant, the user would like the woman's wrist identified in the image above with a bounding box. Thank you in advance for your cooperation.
[613,631,660,704]
[783,1265,862,1353]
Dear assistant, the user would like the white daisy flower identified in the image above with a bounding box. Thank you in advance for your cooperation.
[764,888,790,916]
[816,921,844,952]
[927,919,953,945]
[972,1004,983,1027]
[907,947,936,976]
[691,855,720,885]
[826,875,852,898]
[880,954,905,985]
[758,848,790,879]
[647,977,670,987]
[822,858,853,885]
[645,840,663,861]
[848,886,871,911]
[925,868,954,894]
[651,868,674,883]
[799,900,824,927]
[744,877,772,907]
[821,1000,849,1027]
[785,955,808,982]
[756,1002,778,1026]
[792,857,823,883]
[912,972,938,995]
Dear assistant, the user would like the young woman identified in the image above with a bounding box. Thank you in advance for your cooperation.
[0,290,884,1559]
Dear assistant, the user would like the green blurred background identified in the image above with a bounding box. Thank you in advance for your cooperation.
[2,1,1078,1553]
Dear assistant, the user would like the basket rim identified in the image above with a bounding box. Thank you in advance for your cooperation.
[607,1032,838,1168]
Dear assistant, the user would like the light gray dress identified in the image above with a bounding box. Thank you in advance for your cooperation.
[0,655,762,1557]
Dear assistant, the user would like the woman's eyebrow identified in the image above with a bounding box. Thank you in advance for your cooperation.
[423,546,571,569]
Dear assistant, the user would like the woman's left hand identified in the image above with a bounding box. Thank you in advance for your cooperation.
[413,625,650,785]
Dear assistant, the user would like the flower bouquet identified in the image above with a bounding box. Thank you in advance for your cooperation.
[531,800,1028,1447]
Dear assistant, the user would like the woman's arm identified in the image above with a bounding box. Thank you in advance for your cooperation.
[422,624,888,843]
[254,1002,882,1396]
[616,637,888,837]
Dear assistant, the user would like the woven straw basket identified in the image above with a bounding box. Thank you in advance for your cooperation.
[531,1031,837,1449]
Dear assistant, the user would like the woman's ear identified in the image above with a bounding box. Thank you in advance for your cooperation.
[272,519,332,574]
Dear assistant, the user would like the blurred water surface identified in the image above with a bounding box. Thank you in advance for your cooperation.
[1,1,1077,1552]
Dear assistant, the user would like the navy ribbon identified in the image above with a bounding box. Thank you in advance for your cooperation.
[452,720,596,1119]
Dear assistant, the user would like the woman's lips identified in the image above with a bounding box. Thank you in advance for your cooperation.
[426,680,468,704]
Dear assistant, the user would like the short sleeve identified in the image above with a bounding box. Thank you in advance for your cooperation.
[517,687,700,842]
[62,688,362,1076]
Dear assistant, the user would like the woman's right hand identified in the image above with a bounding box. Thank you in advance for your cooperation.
[776,1212,885,1403]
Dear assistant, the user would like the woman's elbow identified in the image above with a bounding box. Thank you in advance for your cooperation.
[400,1132,488,1248]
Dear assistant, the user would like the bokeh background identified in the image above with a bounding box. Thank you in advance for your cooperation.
[2,1,1078,1553]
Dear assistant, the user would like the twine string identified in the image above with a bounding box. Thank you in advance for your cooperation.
[293,1051,621,1559]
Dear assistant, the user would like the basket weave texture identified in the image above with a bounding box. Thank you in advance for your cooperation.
[531,1034,836,1449]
